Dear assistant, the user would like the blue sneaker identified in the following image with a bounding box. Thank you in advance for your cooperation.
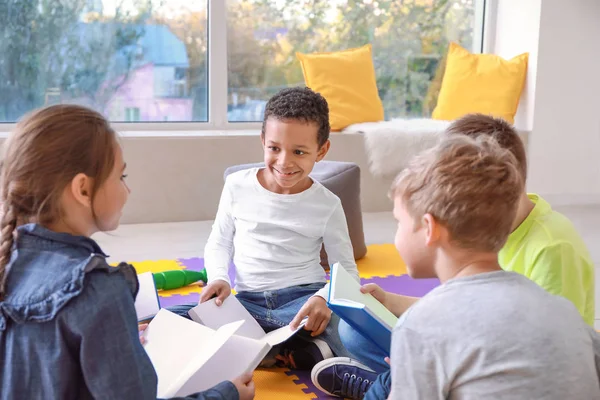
[311,357,377,399]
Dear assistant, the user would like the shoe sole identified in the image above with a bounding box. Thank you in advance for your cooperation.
[310,357,376,397]
[309,337,335,360]
[297,335,335,360]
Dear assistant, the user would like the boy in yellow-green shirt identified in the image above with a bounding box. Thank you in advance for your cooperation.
[330,115,595,380]
[446,114,595,326]
[334,116,595,375]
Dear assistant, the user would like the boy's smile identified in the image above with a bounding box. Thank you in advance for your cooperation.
[259,118,330,195]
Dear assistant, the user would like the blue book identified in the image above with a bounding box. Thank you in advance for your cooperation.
[327,263,398,354]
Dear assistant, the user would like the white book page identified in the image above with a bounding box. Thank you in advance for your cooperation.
[134,272,160,321]
[188,296,266,340]
[330,263,398,329]
[143,309,243,398]
[262,319,307,347]
[175,334,270,397]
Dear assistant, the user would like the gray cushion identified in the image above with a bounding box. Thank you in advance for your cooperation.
[224,161,367,267]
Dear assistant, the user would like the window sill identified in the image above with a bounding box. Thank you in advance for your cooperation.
[118,129,262,138]
[0,128,363,139]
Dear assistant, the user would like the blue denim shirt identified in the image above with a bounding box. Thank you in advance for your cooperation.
[0,224,238,400]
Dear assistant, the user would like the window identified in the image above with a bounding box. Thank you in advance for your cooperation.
[0,0,208,123]
[226,0,483,122]
[0,0,485,126]
[125,107,141,122]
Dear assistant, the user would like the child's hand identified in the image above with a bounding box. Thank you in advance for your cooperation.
[361,283,389,309]
[291,296,331,337]
[138,323,148,345]
[231,372,255,400]
[199,280,231,306]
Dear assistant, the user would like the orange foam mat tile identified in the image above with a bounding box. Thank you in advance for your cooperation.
[356,243,407,279]
[253,368,317,400]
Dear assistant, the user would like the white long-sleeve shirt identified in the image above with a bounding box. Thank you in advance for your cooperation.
[204,167,360,299]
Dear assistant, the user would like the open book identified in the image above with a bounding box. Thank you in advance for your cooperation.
[188,295,307,347]
[142,296,305,397]
[134,272,161,322]
[328,263,398,353]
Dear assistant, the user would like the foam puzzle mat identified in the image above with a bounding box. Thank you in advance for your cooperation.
[132,244,440,399]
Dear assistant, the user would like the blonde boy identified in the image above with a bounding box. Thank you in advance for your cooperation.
[312,135,600,400]
[320,114,595,393]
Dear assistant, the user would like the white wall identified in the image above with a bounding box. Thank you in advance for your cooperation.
[532,0,600,204]
[116,133,395,223]
[501,0,600,205]
[492,0,541,131]
[492,0,600,205]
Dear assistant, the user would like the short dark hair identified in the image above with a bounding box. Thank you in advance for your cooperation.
[262,87,330,148]
[446,114,528,181]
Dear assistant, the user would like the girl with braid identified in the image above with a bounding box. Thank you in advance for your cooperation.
[0,105,253,400]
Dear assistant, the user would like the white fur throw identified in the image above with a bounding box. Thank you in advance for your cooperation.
[343,118,451,179]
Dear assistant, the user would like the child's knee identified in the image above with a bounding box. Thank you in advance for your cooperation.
[338,319,359,348]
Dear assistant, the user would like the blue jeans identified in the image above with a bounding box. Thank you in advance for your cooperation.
[168,283,350,358]
[364,370,391,400]
[339,319,390,373]
[338,320,392,398]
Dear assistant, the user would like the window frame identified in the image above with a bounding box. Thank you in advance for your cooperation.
[0,0,489,134]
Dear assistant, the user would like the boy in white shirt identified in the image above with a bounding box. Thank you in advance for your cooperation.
[171,87,359,369]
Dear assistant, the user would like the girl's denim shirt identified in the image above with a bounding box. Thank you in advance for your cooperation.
[0,224,237,400]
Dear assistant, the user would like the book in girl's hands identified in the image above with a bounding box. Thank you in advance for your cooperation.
[142,296,306,397]
[327,263,399,353]
[142,309,255,397]
[134,272,161,322]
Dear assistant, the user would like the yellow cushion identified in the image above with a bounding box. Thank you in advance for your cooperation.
[432,43,528,124]
[296,45,384,131]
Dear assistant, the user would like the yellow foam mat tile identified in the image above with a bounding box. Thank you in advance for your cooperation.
[253,368,316,400]
[356,244,407,279]
[126,259,239,298]
[128,259,184,274]
[127,259,204,297]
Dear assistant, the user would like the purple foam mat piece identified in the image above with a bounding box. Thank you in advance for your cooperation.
[175,257,438,298]
[285,370,337,399]
[158,293,200,308]
[177,257,237,286]
[362,275,440,297]
[327,271,439,297]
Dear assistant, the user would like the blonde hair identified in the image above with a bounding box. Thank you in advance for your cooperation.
[0,105,117,300]
[391,134,523,252]
[446,113,527,181]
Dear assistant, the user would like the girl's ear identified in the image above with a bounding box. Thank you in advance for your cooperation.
[69,173,93,209]
[316,140,331,162]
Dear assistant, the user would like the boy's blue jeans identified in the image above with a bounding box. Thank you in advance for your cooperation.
[168,282,350,358]
[364,370,391,400]
[339,319,389,373]
[339,319,392,399]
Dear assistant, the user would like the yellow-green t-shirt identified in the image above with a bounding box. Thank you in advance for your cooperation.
[499,194,595,326]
